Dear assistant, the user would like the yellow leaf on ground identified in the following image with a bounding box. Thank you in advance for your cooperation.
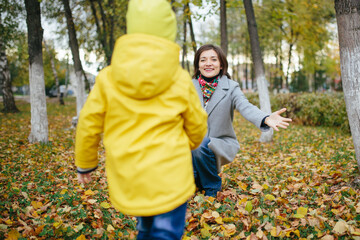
[223,217,234,223]
[271,227,280,237]
[332,209,341,215]
[107,224,115,232]
[31,201,43,209]
[53,221,62,228]
[265,194,276,201]
[100,202,111,209]
[245,201,253,213]
[60,189,68,194]
[293,229,300,237]
[297,207,308,216]
[84,189,95,196]
[276,215,287,221]
[6,229,20,240]
[5,220,13,225]
[238,181,248,191]
[215,217,223,224]
[200,228,211,238]
[293,214,305,219]
[76,234,87,240]
[202,222,212,231]
[348,188,356,196]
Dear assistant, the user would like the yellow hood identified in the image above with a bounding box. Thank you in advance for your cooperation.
[126,0,177,42]
[110,33,180,99]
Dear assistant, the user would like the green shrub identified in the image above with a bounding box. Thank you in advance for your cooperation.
[245,92,350,132]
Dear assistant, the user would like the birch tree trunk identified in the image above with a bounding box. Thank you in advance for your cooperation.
[0,40,19,113]
[62,0,86,118]
[220,0,228,56]
[243,0,273,142]
[25,0,48,143]
[335,0,360,171]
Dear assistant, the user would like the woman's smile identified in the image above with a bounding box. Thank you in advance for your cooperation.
[199,49,222,78]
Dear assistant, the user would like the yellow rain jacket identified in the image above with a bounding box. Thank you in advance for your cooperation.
[75,0,207,216]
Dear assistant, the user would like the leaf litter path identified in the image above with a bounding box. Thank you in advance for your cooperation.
[0,99,359,240]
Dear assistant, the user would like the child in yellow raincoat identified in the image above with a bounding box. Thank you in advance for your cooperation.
[75,0,208,239]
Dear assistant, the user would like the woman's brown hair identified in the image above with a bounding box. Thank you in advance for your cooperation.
[192,44,231,79]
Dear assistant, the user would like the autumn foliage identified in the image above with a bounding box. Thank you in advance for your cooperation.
[246,92,350,132]
[0,98,359,240]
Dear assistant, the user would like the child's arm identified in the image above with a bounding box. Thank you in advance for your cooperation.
[182,80,208,150]
[75,74,107,180]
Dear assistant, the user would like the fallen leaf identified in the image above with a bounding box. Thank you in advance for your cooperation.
[265,194,276,201]
[100,202,111,209]
[333,220,348,235]
[245,201,253,213]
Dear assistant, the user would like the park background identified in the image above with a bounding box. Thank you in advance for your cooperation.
[1,0,360,239]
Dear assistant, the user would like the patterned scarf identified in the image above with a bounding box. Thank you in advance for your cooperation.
[198,74,219,105]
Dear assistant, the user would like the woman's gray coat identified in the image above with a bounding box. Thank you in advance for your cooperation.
[192,75,270,172]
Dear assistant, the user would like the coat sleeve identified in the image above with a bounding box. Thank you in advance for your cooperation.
[182,76,208,150]
[231,84,269,131]
[75,73,107,169]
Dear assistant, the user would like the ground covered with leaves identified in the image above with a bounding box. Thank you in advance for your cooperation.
[0,98,359,240]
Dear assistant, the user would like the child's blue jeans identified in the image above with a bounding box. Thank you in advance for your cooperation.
[192,137,221,197]
[136,202,187,240]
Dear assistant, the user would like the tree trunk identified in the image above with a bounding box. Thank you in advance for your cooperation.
[285,42,293,89]
[186,3,197,54]
[25,0,49,143]
[89,0,107,62]
[0,40,19,113]
[108,0,115,60]
[62,0,86,118]
[220,0,228,56]
[335,0,360,171]
[243,0,273,142]
[308,72,314,92]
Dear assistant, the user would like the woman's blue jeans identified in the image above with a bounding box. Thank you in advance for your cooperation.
[192,137,221,197]
[136,202,187,240]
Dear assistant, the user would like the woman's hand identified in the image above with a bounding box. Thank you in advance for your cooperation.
[265,108,292,131]
[78,172,92,184]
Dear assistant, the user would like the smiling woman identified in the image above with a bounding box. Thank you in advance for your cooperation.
[198,49,222,78]
[190,44,292,197]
